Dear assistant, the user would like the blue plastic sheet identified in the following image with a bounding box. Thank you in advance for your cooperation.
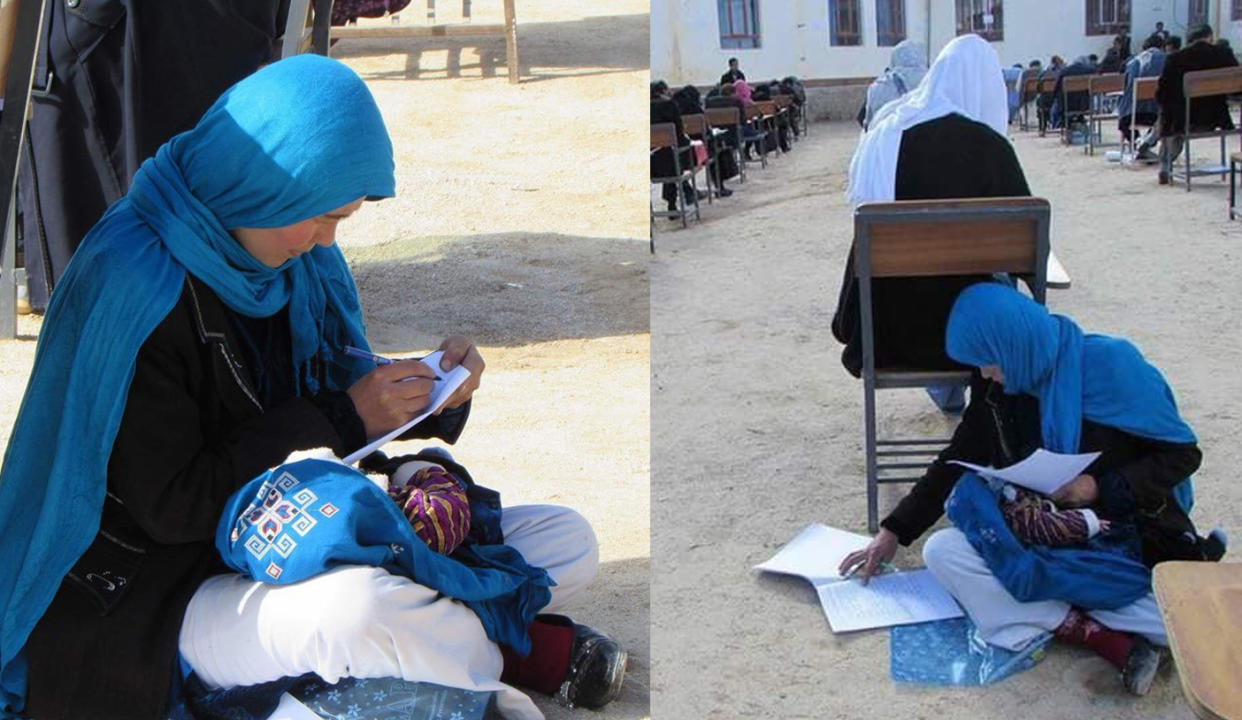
[890,617,1051,686]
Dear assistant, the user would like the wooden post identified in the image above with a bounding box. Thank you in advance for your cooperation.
[503,0,518,84]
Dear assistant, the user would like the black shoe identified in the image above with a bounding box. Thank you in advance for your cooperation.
[1158,170,1170,185]
[1121,636,1163,696]
[717,186,733,198]
[666,200,678,215]
[555,623,627,710]
[1202,528,1228,561]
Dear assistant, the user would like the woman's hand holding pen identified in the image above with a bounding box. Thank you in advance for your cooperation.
[838,527,899,585]
[347,361,438,438]
[435,335,484,413]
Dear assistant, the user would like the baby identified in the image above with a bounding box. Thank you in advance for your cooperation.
[385,458,472,555]
[999,483,1107,546]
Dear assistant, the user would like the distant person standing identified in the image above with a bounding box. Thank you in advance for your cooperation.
[720,57,746,87]
[1146,21,1171,49]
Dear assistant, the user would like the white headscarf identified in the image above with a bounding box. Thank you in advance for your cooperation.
[847,34,1009,207]
[864,40,929,127]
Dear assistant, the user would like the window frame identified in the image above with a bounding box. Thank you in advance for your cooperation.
[718,0,762,50]
[1085,0,1130,37]
[829,0,863,47]
[955,0,1003,42]
[875,0,907,47]
[1188,0,1209,27]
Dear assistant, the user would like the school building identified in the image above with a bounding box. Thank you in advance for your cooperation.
[651,0,1242,119]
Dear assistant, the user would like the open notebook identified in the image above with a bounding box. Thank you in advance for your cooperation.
[755,523,963,633]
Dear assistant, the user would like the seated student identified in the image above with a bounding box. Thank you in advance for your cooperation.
[651,81,700,217]
[0,55,625,719]
[720,57,746,87]
[841,283,1224,697]
[706,83,749,158]
[1050,56,1094,131]
[1118,36,1167,161]
[832,34,1028,416]
[1003,63,1024,123]
[672,85,736,197]
[1018,59,1043,108]
[1146,21,1171,49]
[862,40,928,130]
[752,80,794,151]
[1036,56,1066,132]
[1155,24,1238,184]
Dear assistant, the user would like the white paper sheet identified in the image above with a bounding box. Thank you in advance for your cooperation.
[816,569,964,633]
[949,449,1100,495]
[755,524,964,633]
[752,523,871,585]
[341,351,471,465]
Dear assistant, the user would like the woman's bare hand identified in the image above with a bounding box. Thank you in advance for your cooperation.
[435,336,484,413]
[347,361,437,438]
[837,527,900,585]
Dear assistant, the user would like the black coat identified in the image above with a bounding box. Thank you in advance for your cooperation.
[23,274,465,719]
[882,375,1207,567]
[1156,40,1239,134]
[831,113,1032,377]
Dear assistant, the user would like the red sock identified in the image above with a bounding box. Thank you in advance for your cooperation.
[500,615,574,695]
[1054,609,1134,670]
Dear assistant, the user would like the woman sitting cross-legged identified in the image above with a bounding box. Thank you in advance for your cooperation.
[0,54,625,720]
[840,283,1225,696]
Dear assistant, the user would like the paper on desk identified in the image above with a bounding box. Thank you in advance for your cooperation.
[341,351,471,465]
[756,524,964,633]
[752,523,871,584]
[949,449,1100,495]
[817,570,964,633]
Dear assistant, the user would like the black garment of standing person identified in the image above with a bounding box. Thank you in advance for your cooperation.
[720,57,745,87]
[1156,30,1239,136]
[18,0,292,311]
[651,95,694,214]
[880,375,1212,568]
[831,113,1032,377]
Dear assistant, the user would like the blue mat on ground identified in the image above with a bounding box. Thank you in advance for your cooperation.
[172,675,494,720]
[890,617,1052,686]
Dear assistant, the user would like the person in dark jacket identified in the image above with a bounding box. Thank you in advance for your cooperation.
[841,283,1222,697]
[18,0,297,313]
[720,57,745,87]
[834,34,1025,413]
[1154,24,1239,183]
[1035,55,1066,132]
[0,55,622,720]
[1050,56,1094,130]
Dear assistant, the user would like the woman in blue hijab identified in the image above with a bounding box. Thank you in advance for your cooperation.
[841,283,1222,696]
[0,55,618,719]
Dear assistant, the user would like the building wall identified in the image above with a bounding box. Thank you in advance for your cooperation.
[652,0,1232,91]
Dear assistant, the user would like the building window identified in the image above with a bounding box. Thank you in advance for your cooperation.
[828,0,862,46]
[718,0,761,49]
[955,0,1003,41]
[1085,0,1130,36]
[1234,0,1242,21]
[876,0,907,46]
[1188,0,1208,26]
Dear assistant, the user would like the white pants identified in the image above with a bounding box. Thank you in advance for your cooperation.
[179,504,598,720]
[922,528,1167,651]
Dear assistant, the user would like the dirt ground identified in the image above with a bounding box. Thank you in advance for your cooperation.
[650,123,1242,719]
[0,2,650,718]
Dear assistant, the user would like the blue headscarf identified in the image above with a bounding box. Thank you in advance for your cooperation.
[942,283,1197,609]
[0,54,394,714]
[945,283,1196,503]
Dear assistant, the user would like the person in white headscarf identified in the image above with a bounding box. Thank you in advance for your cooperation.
[862,39,929,129]
[834,34,1029,412]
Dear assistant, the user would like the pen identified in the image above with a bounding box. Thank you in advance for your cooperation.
[842,561,898,580]
[343,345,442,381]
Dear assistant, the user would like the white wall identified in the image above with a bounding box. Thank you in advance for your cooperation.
[651,0,1224,87]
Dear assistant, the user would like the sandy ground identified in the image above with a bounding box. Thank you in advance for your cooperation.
[0,2,650,718]
[651,123,1242,718]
